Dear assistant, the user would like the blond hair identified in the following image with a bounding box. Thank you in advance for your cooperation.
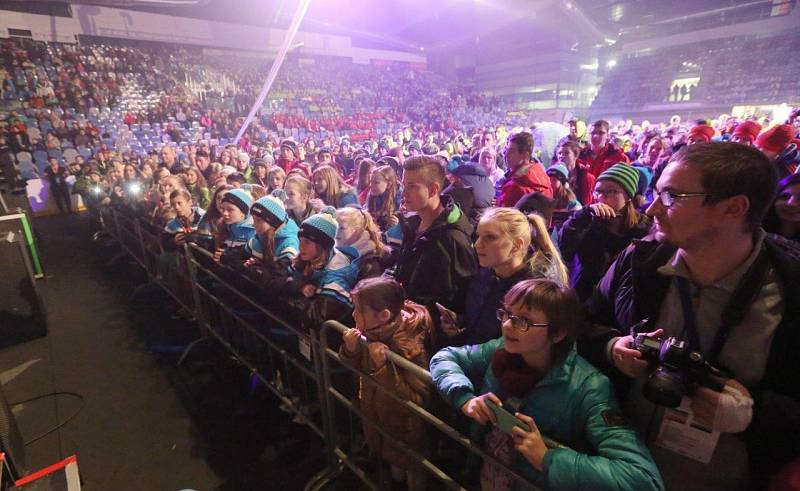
[336,207,390,257]
[479,207,569,285]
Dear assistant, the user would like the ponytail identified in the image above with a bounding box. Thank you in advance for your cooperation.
[360,209,391,258]
[525,213,569,286]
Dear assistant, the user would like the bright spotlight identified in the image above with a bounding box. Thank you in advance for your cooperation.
[606,59,617,68]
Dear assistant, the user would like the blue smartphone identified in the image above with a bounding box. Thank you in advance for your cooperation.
[486,399,528,435]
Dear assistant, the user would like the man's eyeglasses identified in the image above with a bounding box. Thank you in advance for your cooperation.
[495,308,549,333]
[655,191,709,208]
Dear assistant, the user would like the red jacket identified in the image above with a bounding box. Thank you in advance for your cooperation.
[497,162,552,207]
[578,144,630,179]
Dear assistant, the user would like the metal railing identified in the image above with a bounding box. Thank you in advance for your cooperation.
[101,208,565,491]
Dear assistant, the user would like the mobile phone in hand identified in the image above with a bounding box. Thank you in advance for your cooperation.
[486,399,528,435]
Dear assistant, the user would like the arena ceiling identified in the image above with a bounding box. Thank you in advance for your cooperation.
[5,0,795,51]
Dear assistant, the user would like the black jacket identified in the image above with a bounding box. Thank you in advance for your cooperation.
[390,195,477,316]
[558,207,652,301]
[579,234,800,487]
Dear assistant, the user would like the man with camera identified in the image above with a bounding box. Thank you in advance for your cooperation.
[578,142,800,490]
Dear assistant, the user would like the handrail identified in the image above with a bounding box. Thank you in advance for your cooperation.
[320,320,568,452]
[100,208,570,491]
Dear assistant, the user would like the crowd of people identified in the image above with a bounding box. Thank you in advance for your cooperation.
[2,36,800,491]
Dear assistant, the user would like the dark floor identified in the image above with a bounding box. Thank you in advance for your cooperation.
[0,213,327,491]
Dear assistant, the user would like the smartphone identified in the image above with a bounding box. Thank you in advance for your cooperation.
[486,399,528,435]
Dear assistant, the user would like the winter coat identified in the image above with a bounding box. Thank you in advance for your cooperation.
[339,302,432,470]
[389,195,477,317]
[222,217,257,250]
[342,230,386,281]
[286,247,360,332]
[430,340,664,491]
[246,219,300,262]
[161,207,205,251]
[497,163,553,207]
[577,143,630,180]
[242,220,299,302]
[459,266,538,346]
[558,207,652,301]
[579,233,800,488]
[289,247,360,308]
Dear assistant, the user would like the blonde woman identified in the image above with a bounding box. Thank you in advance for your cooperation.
[437,207,569,346]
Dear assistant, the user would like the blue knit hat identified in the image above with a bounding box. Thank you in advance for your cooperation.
[546,164,569,183]
[251,189,287,228]
[299,206,339,250]
[221,188,253,216]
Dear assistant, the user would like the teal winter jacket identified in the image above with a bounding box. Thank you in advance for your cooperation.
[430,339,664,491]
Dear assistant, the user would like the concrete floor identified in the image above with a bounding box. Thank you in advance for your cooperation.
[0,213,325,491]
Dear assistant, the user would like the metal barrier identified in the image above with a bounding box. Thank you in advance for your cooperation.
[100,208,565,491]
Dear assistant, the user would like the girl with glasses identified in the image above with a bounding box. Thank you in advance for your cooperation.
[431,279,663,491]
[558,163,652,301]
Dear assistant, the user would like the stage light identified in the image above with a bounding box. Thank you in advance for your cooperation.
[606,59,617,68]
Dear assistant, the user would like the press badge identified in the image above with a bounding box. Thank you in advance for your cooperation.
[299,337,312,361]
[653,397,720,464]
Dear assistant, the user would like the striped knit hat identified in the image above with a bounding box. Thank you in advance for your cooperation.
[221,188,253,216]
[251,189,287,228]
[597,163,639,199]
[299,206,339,251]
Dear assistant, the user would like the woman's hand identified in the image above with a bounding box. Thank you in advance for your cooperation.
[436,303,464,338]
[589,202,618,220]
[461,392,502,425]
[512,412,548,471]
[301,283,316,298]
[387,214,399,227]
[174,232,187,245]
[342,328,361,353]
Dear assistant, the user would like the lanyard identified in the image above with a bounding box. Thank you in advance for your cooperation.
[674,245,770,364]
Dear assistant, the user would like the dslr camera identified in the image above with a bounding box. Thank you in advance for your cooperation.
[632,335,724,407]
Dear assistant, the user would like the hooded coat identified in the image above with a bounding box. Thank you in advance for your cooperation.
[497,162,553,207]
[338,301,432,471]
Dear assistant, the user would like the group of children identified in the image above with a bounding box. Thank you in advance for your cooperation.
[149,151,665,491]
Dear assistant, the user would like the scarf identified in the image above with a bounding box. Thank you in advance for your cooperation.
[490,348,545,398]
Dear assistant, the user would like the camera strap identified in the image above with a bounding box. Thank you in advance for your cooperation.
[675,246,770,364]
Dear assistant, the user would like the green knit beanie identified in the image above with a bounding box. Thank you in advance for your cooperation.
[597,163,639,199]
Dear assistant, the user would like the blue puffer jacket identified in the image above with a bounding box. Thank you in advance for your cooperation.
[224,217,256,249]
[430,339,664,491]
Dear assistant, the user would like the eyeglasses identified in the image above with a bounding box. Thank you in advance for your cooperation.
[495,308,549,333]
[592,189,622,198]
[655,190,709,208]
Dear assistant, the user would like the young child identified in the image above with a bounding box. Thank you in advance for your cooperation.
[335,206,390,281]
[242,189,299,292]
[162,188,205,251]
[287,206,359,329]
[340,277,432,491]
[214,188,256,263]
[284,175,315,226]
